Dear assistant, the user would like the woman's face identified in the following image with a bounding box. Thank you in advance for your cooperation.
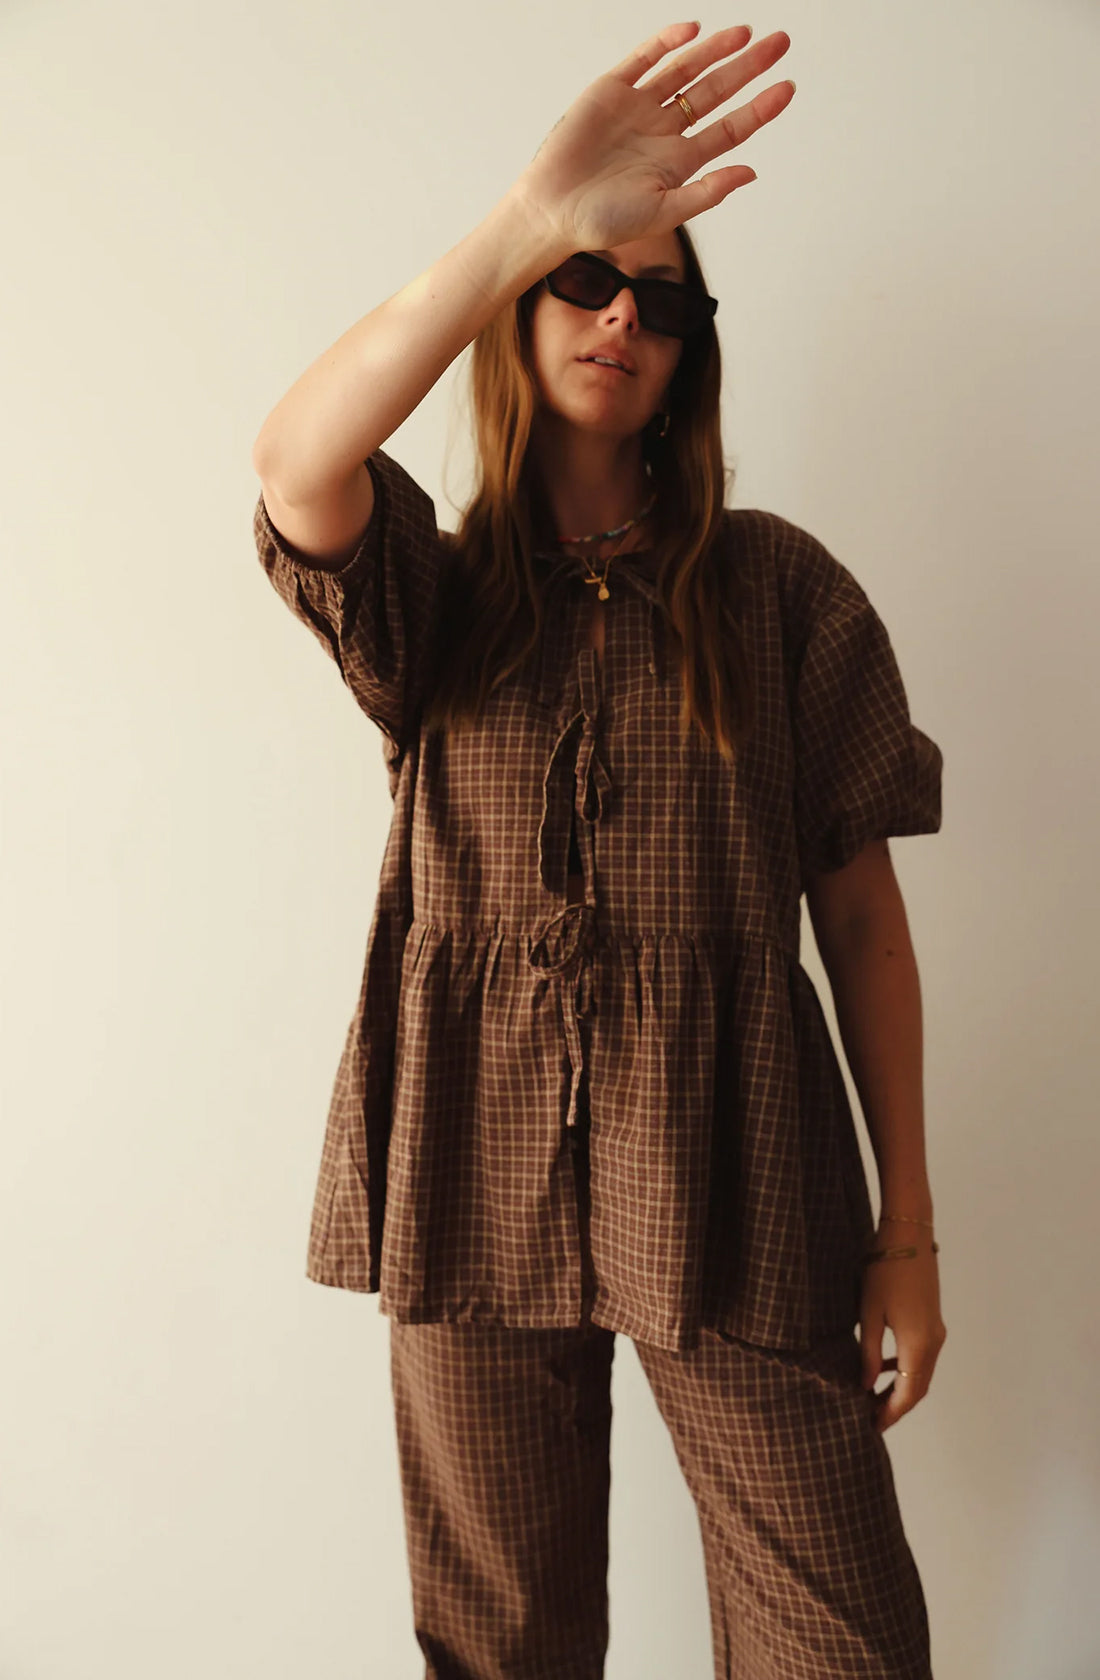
[528,233,686,441]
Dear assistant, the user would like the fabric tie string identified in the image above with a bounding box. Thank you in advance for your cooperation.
[527,901,600,1128]
[526,900,598,983]
[535,694,612,897]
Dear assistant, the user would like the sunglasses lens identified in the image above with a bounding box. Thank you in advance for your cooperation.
[644,289,703,336]
[547,257,707,338]
[549,256,612,308]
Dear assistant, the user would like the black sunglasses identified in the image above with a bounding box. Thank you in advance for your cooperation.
[543,251,717,340]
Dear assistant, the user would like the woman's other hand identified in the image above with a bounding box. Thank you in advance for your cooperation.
[860,1243,947,1434]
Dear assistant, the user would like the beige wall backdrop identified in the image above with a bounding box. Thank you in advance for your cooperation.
[3,0,1098,1675]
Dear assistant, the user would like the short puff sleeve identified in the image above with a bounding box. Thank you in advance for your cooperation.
[253,448,451,759]
[787,533,943,881]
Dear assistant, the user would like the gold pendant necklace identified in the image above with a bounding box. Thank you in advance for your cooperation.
[580,528,630,601]
[555,489,657,600]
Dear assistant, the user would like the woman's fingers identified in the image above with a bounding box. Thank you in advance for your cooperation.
[637,22,755,105]
[607,19,705,90]
[662,163,758,228]
[616,24,795,199]
[685,76,797,175]
[662,29,792,128]
[660,72,794,226]
[871,1348,939,1433]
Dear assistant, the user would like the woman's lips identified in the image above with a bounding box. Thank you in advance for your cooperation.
[577,360,630,376]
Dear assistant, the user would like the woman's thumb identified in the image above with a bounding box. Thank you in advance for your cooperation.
[860,1318,883,1389]
[666,165,757,227]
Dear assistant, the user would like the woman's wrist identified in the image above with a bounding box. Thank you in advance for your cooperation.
[877,1178,934,1224]
[865,1210,937,1256]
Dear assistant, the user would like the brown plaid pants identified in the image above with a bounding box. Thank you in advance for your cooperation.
[388,1070,932,1679]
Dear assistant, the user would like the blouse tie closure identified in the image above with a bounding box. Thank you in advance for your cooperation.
[526,900,600,1129]
[527,547,664,1131]
[536,648,613,899]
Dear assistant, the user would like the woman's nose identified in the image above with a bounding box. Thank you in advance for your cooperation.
[600,287,638,325]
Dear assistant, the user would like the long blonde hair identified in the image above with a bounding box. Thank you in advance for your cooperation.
[423,223,756,763]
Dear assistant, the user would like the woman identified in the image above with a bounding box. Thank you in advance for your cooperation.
[252,21,946,1679]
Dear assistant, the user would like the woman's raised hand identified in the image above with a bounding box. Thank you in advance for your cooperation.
[512,22,794,255]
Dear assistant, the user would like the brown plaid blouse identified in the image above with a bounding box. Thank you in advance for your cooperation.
[253,448,943,1354]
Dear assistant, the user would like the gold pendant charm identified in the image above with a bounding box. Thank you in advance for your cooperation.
[597,583,610,601]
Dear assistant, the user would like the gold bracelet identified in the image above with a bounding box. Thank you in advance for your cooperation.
[862,1240,941,1266]
[879,1212,935,1229]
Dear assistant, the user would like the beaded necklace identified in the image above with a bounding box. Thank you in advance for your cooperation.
[553,489,657,600]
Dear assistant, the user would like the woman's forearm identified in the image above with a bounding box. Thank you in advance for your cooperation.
[817,895,935,1219]
[252,188,571,507]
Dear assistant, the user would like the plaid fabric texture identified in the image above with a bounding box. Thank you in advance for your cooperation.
[389,1317,932,1680]
[390,1062,933,1679]
[252,447,943,1354]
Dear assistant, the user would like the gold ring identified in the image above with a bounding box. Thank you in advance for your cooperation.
[674,92,696,126]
